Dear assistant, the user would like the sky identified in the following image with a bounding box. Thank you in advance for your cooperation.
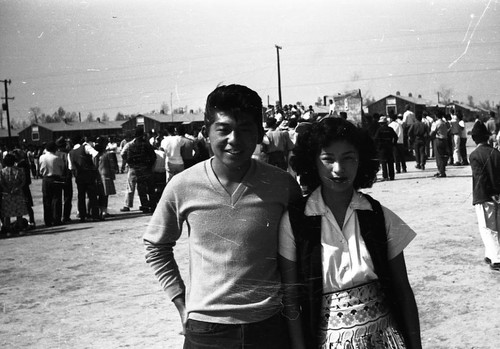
[0,0,499,124]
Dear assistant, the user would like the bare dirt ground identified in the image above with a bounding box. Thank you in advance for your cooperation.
[1,145,500,348]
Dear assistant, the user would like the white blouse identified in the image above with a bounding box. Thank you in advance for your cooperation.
[279,188,416,292]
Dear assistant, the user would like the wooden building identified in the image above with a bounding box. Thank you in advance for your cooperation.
[122,112,205,136]
[18,120,126,146]
[446,102,483,122]
[367,93,445,117]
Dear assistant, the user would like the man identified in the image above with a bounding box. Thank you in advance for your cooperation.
[56,137,73,223]
[39,142,66,226]
[402,104,416,154]
[374,116,398,181]
[302,105,315,121]
[120,126,156,213]
[144,84,302,348]
[430,112,450,178]
[263,117,294,170]
[150,140,166,211]
[328,99,335,116]
[485,111,498,148]
[68,135,100,222]
[408,114,429,170]
[389,111,407,173]
[449,108,463,166]
[177,124,197,169]
[469,121,500,271]
[119,133,132,174]
[160,125,189,182]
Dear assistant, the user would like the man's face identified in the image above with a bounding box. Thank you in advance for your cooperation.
[208,111,259,173]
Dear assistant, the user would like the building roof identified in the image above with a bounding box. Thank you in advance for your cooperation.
[368,94,446,108]
[450,102,481,112]
[32,120,126,132]
[139,112,205,123]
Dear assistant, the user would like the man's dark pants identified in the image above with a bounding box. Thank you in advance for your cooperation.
[183,312,290,349]
[63,175,73,220]
[393,143,407,172]
[76,181,99,220]
[42,176,63,226]
[414,139,426,167]
[434,138,449,175]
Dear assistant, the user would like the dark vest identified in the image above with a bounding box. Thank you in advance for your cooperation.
[69,145,98,184]
[289,193,396,348]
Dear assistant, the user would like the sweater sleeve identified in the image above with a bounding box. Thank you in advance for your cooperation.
[143,179,186,301]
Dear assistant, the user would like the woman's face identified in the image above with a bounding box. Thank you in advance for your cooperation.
[316,140,359,194]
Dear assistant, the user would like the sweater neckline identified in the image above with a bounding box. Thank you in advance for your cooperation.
[206,158,255,205]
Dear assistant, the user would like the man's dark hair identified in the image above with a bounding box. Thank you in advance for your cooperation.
[45,141,57,153]
[204,84,264,140]
[3,153,16,167]
[135,126,145,138]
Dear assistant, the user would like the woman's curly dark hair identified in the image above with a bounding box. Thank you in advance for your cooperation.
[290,117,380,192]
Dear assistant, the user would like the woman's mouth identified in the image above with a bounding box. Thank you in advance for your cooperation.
[329,176,349,184]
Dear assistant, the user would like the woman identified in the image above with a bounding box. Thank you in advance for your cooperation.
[94,137,118,219]
[0,153,29,236]
[279,118,422,349]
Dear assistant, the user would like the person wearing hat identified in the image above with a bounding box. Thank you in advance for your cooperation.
[374,115,398,181]
[469,121,500,271]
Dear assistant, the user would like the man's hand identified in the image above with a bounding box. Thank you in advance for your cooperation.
[172,295,187,335]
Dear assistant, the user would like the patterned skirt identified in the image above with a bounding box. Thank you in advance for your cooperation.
[319,281,406,349]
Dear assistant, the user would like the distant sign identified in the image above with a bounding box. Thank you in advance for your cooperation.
[332,89,363,126]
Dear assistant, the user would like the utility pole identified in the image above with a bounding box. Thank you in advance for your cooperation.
[275,45,282,109]
[170,92,173,123]
[1,79,14,145]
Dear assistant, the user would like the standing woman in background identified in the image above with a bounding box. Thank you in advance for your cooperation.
[95,137,118,219]
[0,153,29,236]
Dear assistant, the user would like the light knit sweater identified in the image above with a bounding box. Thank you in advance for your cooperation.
[144,158,301,324]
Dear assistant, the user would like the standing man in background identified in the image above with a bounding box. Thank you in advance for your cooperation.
[69,135,100,222]
[40,142,65,227]
[403,104,416,155]
[56,137,73,223]
[263,117,294,171]
[389,110,407,173]
[469,121,500,271]
[120,126,156,213]
[430,112,450,178]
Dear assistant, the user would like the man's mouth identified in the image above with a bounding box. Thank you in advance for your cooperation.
[225,149,242,155]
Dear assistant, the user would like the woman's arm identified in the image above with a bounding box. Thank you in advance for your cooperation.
[278,255,306,349]
[388,252,422,349]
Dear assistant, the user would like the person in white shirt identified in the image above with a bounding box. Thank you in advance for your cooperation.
[160,126,189,182]
[389,111,407,173]
[402,105,416,154]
